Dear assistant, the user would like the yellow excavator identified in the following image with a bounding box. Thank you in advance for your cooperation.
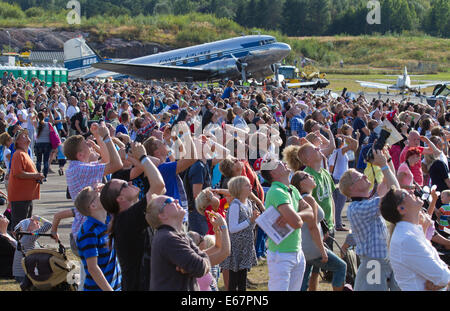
[278,64,329,89]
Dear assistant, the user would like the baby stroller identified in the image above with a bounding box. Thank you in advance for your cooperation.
[16,232,78,291]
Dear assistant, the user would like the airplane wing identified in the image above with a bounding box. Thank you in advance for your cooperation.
[92,62,212,81]
[409,82,450,89]
[286,81,320,88]
[356,81,399,90]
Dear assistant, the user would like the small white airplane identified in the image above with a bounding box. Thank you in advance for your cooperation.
[356,67,449,94]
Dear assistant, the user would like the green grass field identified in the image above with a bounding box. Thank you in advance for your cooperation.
[1,12,449,73]
[322,70,450,93]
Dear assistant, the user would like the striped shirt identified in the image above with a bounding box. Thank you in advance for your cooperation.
[13,217,52,278]
[438,204,450,230]
[347,197,388,259]
[66,160,105,235]
[77,216,121,291]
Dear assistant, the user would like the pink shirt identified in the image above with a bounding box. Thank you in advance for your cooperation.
[397,162,413,188]
[399,146,424,186]
[196,272,213,291]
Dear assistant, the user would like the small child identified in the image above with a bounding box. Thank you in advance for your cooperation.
[195,188,230,235]
[12,215,52,285]
[75,186,122,291]
[437,190,450,232]
[219,176,259,291]
[57,138,66,176]
[187,231,218,291]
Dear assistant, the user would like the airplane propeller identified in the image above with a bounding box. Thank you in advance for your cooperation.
[231,54,248,83]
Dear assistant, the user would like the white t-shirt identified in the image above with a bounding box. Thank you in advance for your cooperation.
[66,105,79,119]
[17,109,28,129]
[328,148,349,181]
[58,102,67,118]
[3,148,11,172]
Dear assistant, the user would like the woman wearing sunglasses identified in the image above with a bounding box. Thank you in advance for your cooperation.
[291,171,346,291]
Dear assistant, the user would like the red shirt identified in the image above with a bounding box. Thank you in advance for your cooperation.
[242,160,264,202]
[204,198,228,235]
[399,146,424,186]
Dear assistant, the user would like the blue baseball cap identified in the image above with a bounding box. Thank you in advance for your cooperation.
[169,104,179,111]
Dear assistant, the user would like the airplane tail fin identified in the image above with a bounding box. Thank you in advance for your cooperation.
[64,36,102,78]
[403,66,408,77]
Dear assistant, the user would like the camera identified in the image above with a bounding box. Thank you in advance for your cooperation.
[364,129,391,162]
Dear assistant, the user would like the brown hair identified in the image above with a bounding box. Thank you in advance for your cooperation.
[100,181,122,249]
[63,135,85,161]
[379,187,403,224]
[290,171,308,194]
[74,186,95,217]
[219,158,236,178]
[0,132,11,146]
[143,136,159,156]
[121,111,129,123]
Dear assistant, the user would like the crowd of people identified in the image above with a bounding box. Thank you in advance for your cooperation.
[0,73,449,291]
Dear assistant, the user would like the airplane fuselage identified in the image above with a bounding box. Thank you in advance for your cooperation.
[85,35,291,81]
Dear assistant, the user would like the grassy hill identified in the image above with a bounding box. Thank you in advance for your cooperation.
[1,12,449,73]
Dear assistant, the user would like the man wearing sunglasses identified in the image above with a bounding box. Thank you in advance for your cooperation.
[338,148,400,291]
[100,141,165,291]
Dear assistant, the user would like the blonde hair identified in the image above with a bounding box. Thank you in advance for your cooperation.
[227,176,250,198]
[282,145,303,171]
[195,188,212,215]
[338,169,357,198]
[145,194,163,229]
[203,234,215,249]
[441,190,450,204]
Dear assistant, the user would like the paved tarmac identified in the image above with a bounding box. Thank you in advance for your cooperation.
[1,163,74,247]
[1,161,352,252]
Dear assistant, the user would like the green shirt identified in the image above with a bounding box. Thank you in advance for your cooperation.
[264,181,302,253]
[304,166,336,229]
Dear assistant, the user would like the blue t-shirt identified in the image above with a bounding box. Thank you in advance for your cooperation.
[186,160,211,210]
[357,143,373,170]
[56,145,66,160]
[158,161,180,201]
[352,117,367,146]
[115,124,129,136]
[221,87,233,99]
[77,216,122,291]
